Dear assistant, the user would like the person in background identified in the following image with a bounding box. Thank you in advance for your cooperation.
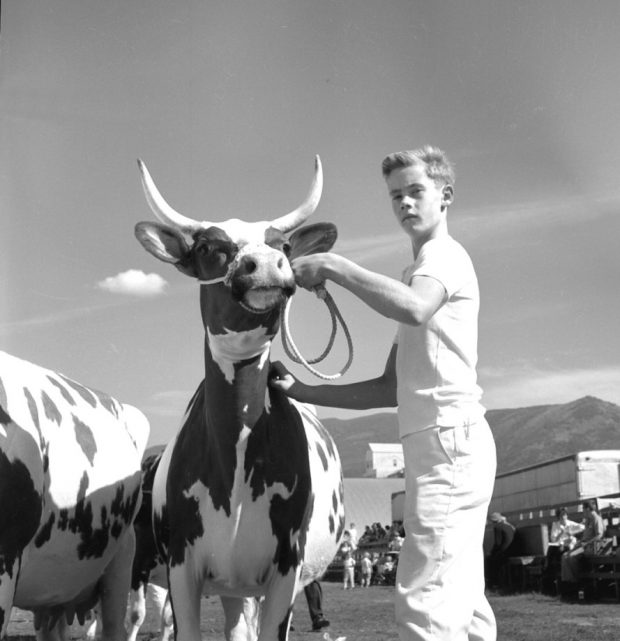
[339,530,354,557]
[360,552,373,588]
[543,506,584,594]
[561,500,605,593]
[348,522,359,549]
[360,525,373,544]
[550,507,584,551]
[486,512,516,590]
[271,146,496,640]
[303,581,331,631]
[343,550,356,589]
[389,527,405,552]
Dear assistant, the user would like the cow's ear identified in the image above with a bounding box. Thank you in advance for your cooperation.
[135,222,196,276]
[288,223,338,259]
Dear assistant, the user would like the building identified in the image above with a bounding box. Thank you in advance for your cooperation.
[343,478,405,530]
[365,442,404,478]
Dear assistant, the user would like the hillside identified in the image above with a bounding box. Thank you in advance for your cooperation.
[323,396,620,477]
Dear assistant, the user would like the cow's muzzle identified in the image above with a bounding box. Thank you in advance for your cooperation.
[235,284,295,314]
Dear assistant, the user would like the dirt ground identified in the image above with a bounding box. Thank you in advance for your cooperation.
[8,582,620,641]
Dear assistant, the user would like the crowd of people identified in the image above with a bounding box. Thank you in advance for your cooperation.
[334,521,406,589]
[358,520,406,546]
[485,501,611,599]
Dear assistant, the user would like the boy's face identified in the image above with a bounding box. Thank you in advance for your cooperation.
[386,163,453,243]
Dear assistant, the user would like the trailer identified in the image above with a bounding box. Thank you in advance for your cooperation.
[489,450,620,515]
[390,450,620,527]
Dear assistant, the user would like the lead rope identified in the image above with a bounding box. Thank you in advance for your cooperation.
[280,286,354,380]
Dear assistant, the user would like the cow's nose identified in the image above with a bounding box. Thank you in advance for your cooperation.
[239,254,286,276]
[239,255,258,275]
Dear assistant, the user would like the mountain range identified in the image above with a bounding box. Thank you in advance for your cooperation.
[323,396,620,477]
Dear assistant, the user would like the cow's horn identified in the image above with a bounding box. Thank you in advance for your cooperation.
[137,159,205,233]
[270,156,323,233]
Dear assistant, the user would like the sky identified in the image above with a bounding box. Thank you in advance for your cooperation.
[2,0,620,446]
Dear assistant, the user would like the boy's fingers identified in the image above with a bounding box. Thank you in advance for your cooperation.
[269,361,290,380]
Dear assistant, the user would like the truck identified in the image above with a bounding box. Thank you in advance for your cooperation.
[390,450,620,524]
[489,450,620,515]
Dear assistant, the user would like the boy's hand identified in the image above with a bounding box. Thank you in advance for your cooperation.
[269,361,303,399]
[291,254,334,290]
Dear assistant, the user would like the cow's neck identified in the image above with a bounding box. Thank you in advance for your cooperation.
[203,334,273,434]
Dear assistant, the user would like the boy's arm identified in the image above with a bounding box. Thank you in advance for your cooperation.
[293,253,445,326]
[269,344,398,410]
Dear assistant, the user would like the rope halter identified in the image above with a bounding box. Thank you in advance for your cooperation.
[195,252,354,379]
[280,286,353,380]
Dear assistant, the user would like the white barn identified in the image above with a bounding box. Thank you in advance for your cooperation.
[364,442,404,478]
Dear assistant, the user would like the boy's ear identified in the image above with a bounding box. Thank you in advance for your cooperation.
[288,222,338,259]
[442,185,454,209]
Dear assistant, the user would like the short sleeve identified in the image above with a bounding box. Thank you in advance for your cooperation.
[411,237,473,298]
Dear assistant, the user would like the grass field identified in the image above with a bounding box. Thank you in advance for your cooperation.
[8,582,620,641]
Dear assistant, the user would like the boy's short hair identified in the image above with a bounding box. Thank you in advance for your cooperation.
[381,145,455,186]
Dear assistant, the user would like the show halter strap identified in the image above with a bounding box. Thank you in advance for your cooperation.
[197,275,228,285]
[196,273,354,379]
[280,285,353,380]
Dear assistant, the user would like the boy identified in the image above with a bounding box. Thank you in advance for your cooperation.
[270,146,496,640]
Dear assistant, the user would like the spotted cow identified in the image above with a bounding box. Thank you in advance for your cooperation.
[126,451,172,641]
[0,351,149,641]
[134,156,345,641]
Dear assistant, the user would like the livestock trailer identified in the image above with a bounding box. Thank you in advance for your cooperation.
[489,450,620,515]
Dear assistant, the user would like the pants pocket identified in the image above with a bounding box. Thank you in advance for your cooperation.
[436,426,457,464]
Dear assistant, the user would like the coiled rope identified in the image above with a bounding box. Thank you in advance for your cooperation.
[280,286,353,380]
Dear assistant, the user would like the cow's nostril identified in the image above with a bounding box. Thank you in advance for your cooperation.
[244,259,257,274]
[277,257,284,269]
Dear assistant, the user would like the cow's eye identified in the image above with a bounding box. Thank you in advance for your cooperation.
[282,242,292,257]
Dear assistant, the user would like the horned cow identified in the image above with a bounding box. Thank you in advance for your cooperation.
[0,351,149,641]
[134,156,345,641]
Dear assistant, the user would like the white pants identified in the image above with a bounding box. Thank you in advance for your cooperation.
[396,420,497,641]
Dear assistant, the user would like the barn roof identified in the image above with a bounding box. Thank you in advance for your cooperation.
[367,442,403,453]
[342,478,405,530]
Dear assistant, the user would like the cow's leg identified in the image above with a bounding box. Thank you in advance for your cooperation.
[256,570,299,641]
[0,558,20,639]
[84,608,101,641]
[148,585,173,641]
[98,529,135,641]
[220,596,259,641]
[167,563,202,641]
[126,584,146,641]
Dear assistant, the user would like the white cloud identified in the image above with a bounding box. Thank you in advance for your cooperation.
[97,269,167,297]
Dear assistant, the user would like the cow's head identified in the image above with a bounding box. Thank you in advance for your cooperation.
[135,157,337,356]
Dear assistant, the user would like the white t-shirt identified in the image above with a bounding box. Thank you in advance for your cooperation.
[395,235,485,437]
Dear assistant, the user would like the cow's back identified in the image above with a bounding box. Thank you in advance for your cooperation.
[290,400,345,583]
[0,351,149,609]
